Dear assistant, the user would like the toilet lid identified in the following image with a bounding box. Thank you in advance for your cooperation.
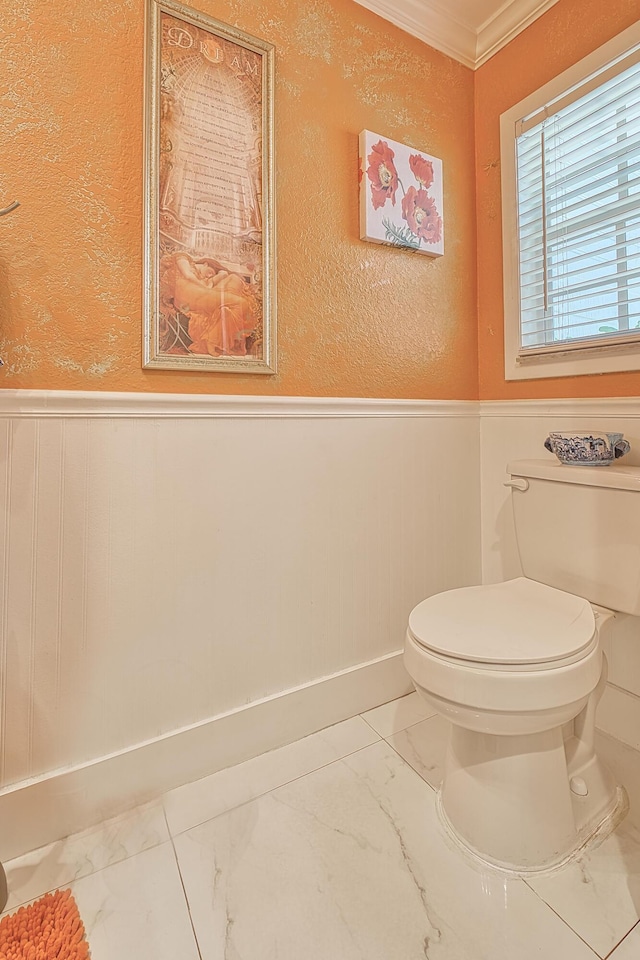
[408,578,596,666]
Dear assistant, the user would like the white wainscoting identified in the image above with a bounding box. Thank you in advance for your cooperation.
[0,391,481,858]
[6,391,638,859]
[479,398,640,747]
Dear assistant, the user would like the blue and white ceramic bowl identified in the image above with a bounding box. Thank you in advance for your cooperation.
[544,431,631,466]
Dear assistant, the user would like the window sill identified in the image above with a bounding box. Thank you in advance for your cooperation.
[505,342,640,380]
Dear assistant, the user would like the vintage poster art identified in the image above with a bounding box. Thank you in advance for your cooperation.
[144,0,276,373]
[359,130,444,258]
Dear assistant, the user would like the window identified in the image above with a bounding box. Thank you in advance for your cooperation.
[501,23,640,380]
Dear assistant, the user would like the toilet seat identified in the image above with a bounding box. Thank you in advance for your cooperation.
[408,577,597,671]
[404,578,604,716]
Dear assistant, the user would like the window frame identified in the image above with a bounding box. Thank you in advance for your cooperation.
[501,21,640,381]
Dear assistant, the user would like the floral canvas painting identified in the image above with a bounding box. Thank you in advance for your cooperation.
[359,130,444,257]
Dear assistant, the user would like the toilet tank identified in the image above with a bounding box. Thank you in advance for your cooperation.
[508,459,640,615]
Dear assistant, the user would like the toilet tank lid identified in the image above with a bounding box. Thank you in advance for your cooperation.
[509,459,640,491]
[408,578,596,665]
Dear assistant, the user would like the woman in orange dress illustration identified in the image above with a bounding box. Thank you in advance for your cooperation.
[159,252,258,357]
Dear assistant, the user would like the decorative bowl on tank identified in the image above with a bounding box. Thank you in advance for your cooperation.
[544,431,631,466]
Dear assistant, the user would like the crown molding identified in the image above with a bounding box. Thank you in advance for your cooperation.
[354,0,476,68]
[475,0,561,67]
[353,0,560,69]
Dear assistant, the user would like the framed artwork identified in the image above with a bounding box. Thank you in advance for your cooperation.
[143,0,276,373]
[359,130,444,258]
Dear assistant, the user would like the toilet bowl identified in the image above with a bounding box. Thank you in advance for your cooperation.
[405,577,622,873]
[404,457,640,872]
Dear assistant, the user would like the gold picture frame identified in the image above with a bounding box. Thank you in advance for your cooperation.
[143,0,276,373]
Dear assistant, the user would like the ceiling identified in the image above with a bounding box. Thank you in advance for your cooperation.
[353,0,561,68]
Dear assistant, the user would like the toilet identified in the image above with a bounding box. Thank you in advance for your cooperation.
[405,457,640,873]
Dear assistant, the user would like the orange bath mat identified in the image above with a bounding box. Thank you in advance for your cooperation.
[0,889,89,959]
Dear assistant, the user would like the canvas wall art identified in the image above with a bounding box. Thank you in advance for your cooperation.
[359,130,444,258]
[143,0,276,373]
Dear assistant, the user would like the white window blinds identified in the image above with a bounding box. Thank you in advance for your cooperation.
[515,47,640,356]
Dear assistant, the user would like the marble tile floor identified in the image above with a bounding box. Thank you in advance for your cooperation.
[3,692,640,959]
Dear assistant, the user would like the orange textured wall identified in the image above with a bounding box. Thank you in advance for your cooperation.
[476,0,640,399]
[0,0,477,399]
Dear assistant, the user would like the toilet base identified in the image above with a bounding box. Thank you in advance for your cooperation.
[437,783,627,877]
[438,722,626,874]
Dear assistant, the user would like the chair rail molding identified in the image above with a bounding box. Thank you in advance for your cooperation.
[0,390,479,419]
[480,397,640,418]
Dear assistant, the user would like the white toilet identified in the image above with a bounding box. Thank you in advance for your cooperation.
[405,457,640,873]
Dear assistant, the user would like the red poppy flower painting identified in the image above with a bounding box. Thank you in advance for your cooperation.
[409,154,434,189]
[366,140,399,209]
[359,130,444,257]
[402,187,442,244]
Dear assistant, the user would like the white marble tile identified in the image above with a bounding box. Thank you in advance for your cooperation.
[611,922,640,958]
[387,714,450,788]
[68,843,200,960]
[360,691,436,737]
[3,801,169,912]
[528,734,640,957]
[174,740,595,960]
[526,735,640,957]
[527,816,640,957]
[163,715,379,837]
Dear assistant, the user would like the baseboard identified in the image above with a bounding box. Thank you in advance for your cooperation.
[0,651,412,861]
[597,683,640,753]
